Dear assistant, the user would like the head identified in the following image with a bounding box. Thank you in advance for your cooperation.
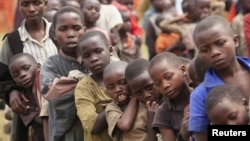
[98,0,112,4]
[117,0,133,10]
[43,8,57,22]
[193,15,238,72]
[62,0,80,9]
[125,58,160,104]
[18,0,48,23]
[179,56,193,92]
[150,0,166,12]
[149,52,188,99]
[119,10,131,32]
[9,53,39,89]
[193,55,209,86]
[52,6,85,56]
[155,14,166,29]
[206,84,249,125]
[78,30,112,75]
[182,0,211,22]
[46,0,63,11]
[103,61,130,105]
[81,0,101,27]
[238,0,250,14]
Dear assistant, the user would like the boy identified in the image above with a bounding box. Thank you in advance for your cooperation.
[188,15,250,141]
[206,84,249,125]
[125,58,162,141]
[149,52,191,141]
[8,53,44,141]
[104,61,141,141]
[0,0,58,140]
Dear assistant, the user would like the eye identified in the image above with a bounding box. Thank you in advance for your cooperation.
[134,92,142,96]
[164,73,173,80]
[215,40,224,47]
[73,25,82,31]
[95,48,103,54]
[107,85,114,90]
[228,113,237,120]
[154,81,161,87]
[12,72,19,78]
[23,65,30,71]
[33,1,42,6]
[199,47,209,53]
[58,26,67,32]
[21,2,29,7]
[119,78,126,85]
[83,53,90,59]
[146,84,154,90]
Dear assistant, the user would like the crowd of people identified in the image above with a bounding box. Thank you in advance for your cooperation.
[0,0,250,141]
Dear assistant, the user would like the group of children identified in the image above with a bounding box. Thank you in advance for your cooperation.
[1,0,250,141]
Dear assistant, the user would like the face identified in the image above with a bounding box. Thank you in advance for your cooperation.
[240,0,250,13]
[46,0,61,11]
[66,1,81,9]
[120,0,133,10]
[79,36,111,75]
[208,99,249,125]
[195,0,211,20]
[9,56,38,88]
[120,11,131,32]
[104,68,130,105]
[127,70,160,104]
[54,12,85,54]
[149,60,187,99]
[19,0,47,23]
[82,0,100,24]
[195,24,238,71]
[152,0,166,11]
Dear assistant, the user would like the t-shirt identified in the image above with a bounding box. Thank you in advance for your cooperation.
[105,101,148,141]
[75,76,113,141]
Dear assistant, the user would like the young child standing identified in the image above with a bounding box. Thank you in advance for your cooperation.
[9,53,44,141]
[125,58,162,141]
[104,61,142,141]
[40,6,87,141]
[75,30,113,141]
[117,9,141,63]
[188,15,250,141]
[148,52,191,141]
[206,84,249,125]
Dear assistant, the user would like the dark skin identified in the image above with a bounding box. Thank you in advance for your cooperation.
[10,0,48,114]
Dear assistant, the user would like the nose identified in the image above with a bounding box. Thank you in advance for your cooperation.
[143,91,152,101]
[226,120,237,125]
[210,46,221,57]
[19,71,27,79]
[28,4,36,12]
[66,29,75,38]
[115,85,122,93]
[162,79,170,91]
[90,55,99,63]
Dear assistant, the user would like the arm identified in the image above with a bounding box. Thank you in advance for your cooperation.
[145,20,157,59]
[193,132,207,141]
[117,97,139,132]
[159,128,176,141]
[92,110,108,134]
[146,101,159,141]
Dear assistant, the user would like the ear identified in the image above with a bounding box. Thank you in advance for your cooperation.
[242,98,249,110]
[44,0,48,6]
[233,34,239,48]
[180,64,187,76]
[108,46,114,56]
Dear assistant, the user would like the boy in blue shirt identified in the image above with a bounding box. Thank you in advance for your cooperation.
[188,15,250,141]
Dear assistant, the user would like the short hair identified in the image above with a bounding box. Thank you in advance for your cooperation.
[52,6,85,30]
[206,84,244,114]
[78,30,110,48]
[103,61,128,79]
[81,0,100,9]
[9,53,37,67]
[193,55,209,82]
[150,52,183,70]
[125,58,150,81]
[193,15,234,44]
[179,56,191,66]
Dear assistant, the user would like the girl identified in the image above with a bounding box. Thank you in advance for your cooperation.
[40,6,87,141]
[75,30,113,141]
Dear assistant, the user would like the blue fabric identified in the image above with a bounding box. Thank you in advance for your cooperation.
[188,57,250,133]
[142,7,155,30]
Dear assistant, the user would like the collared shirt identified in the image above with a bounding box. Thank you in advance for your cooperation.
[188,57,250,133]
[0,18,58,65]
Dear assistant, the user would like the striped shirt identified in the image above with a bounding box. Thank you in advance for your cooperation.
[0,18,58,65]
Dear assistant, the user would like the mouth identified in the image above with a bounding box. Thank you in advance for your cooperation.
[22,79,31,87]
[66,42,78,48]
[213,59,224,67]
[166,90,175,97]
[91,64,102,71]
[117,94,128,102]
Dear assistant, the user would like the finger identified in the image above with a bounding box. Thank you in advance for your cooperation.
[20,94,29,103]
[146,101,151,108]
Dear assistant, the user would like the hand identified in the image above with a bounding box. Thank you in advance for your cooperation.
[9,90,29,114]
[179,111,190,140]
[146,101,159,112]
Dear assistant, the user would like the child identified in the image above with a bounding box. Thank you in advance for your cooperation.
[117,9,141,63]
[40,6,87,141]
[0,0,58,140]
[75,30,113,141]
[188,15,250,141]
[9,53,44,141]
[125,58,162,141]
[104,61,142,141]
[148,52,191,141]
[206,84,249,125]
